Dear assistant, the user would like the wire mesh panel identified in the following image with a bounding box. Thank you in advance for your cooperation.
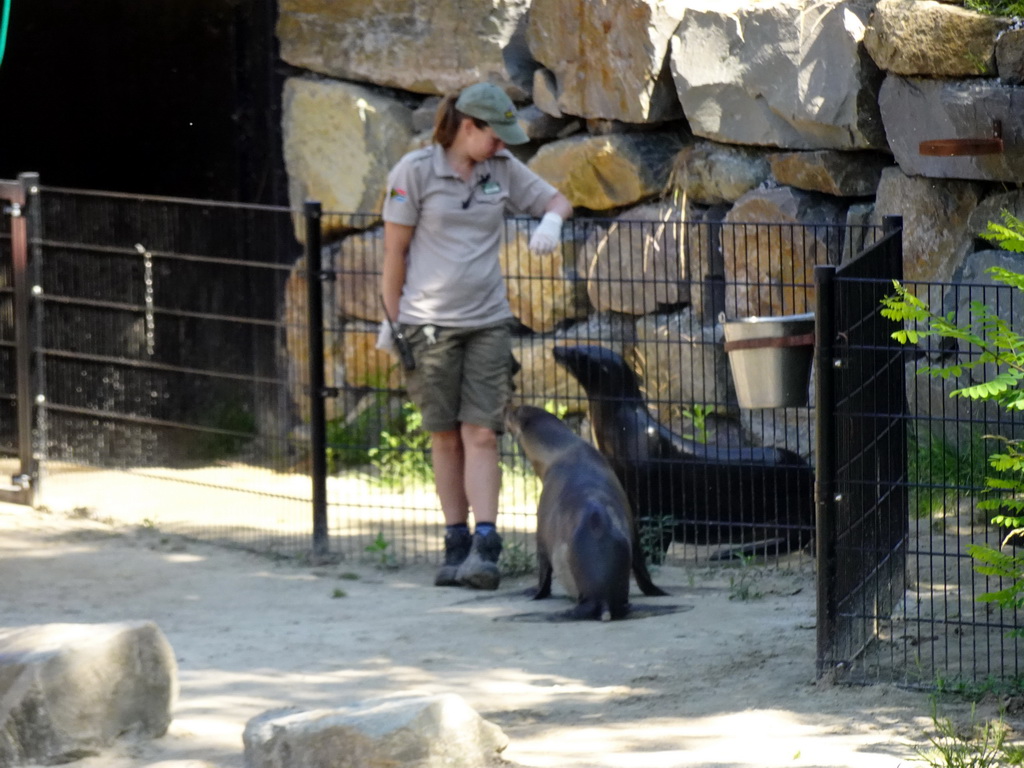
[314,211,877,568]
[22,188,869,573]
[887,277,1023,685]
[816,225,908,681]
[32,188,315,552]
[819,223,1024,686]
[14,184,1024,682]
[541,216,866,566]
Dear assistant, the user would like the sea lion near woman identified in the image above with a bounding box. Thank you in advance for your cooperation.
[552,344,815,561]
[506,404,667,621]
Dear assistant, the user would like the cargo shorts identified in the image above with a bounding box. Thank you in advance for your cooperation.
[402,321,513,434]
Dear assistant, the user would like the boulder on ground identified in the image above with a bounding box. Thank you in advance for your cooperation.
[0,621,177,768]
[243,693,508,768]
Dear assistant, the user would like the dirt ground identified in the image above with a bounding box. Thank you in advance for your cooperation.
[0,501,1014,768]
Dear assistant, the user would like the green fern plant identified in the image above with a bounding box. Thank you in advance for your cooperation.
[679,403,714,444]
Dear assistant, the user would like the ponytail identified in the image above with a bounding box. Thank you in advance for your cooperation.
[432,93,487,148]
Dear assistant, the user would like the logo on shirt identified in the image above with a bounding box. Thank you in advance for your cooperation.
[389,187,408,203]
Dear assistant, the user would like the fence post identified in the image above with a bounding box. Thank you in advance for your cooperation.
[814,263,837,678]
[0,173,38,504]
[304,200,329,558]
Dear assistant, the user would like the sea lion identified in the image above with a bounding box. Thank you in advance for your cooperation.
[552,344,815,561]
[506,404,668,621]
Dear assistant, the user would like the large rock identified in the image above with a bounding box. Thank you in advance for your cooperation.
[633,308,734,441]
[501,222,589,333]
[878,75,1024,183]
[682,203,732,324]
[583,202,688,316]
[945,248,1024,377]
[282,78,414,240]
[722,187,846,318]
[531,67,563,117]
[527,132,685,211]
[670,0,886,150]
[768,150,891,198]
[0,622,177,768]
[277,0,533,96]
[741,406,815,460]
[333,228,384,323]
[967,190,1024,242]
[243,694,508,768]
[518,104,583,142]
[906,359,1024,452]
[342,322,404,391]
[863,0,1010,77]
[871,167,984,291]
[842,202,877,264]
[996,27,1024,85]
[672,141,771,205]
[526,0,685,123]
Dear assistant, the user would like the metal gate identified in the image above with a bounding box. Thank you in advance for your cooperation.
[814,215,908,679]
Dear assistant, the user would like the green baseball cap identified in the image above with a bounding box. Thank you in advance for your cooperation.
[455,83,530,146]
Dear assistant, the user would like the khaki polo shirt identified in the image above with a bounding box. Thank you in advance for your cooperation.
[382,143,558,327]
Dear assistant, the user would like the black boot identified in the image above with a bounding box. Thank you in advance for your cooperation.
[455,530,503,590]
[435,527,472,587]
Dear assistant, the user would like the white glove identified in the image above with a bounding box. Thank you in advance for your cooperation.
[375,320,396,354]
[529,211,563,255]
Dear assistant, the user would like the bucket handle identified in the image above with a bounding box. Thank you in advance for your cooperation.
[723,332,815,353]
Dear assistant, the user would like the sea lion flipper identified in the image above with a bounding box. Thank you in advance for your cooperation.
[708,537,788,561]
[633,561,669,596]
[534,560,553,600]
[630,530,669,596]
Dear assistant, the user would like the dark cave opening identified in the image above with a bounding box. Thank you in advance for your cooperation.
[0,0,286,204]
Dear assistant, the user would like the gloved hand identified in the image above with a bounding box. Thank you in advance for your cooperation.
[529,211,563,255]
[375,320,396,354]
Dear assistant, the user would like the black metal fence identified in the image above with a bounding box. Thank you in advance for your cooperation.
[814,221,1024,686]
[3,179,1022,686]
[815,220,910,682]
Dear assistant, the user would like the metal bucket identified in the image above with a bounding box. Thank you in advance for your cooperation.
[722,312,815,409]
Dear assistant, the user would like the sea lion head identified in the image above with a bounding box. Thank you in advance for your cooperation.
[552,345,644,401]
[505,404,580,478]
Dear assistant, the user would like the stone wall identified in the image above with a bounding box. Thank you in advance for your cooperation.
[277,0,1024,451]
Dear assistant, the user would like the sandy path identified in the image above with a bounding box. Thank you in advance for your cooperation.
[0,502,1003,768]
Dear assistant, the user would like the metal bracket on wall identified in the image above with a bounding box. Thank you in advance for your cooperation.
[919,119,1004,156]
